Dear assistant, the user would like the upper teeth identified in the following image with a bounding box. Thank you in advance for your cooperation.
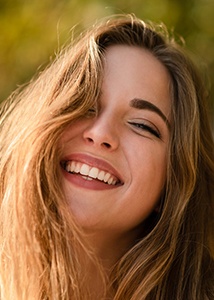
[64,161,119,185]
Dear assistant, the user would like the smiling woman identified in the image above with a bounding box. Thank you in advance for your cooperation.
[0,14,214,300]
[59,45,170,237]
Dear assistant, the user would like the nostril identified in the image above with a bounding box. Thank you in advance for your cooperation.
[102,142,111,149]
[86,137,94,143]
[85,137,111,148]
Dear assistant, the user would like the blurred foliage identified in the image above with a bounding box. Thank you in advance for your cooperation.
[0,0,214,122]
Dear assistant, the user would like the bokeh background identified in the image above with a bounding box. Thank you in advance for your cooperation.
[0,0,214,123]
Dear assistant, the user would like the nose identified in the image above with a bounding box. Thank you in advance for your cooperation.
[83,115,119,150]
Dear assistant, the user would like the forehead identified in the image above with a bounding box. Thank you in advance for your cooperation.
[102,45,172,118]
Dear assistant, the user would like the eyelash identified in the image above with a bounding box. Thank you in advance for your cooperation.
[128,122,161,139]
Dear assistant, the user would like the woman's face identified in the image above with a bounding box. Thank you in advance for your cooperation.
[59,45,171,241]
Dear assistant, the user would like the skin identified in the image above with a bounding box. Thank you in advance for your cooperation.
[59,45,171,262]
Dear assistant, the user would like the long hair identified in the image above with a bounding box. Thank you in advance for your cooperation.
[0,14,213,299]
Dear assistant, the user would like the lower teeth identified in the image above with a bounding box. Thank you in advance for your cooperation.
[82,176,93,181]
[81,175,110,184]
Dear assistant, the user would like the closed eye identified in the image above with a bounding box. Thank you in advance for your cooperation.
[128,122,161,139]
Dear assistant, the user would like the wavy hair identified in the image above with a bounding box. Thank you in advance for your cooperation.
[0,14,213,299]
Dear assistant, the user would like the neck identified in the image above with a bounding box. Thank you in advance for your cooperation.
[84,225,143,270]
[79,225,144,298]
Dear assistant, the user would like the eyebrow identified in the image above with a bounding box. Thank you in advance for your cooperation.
[130,98,170,128]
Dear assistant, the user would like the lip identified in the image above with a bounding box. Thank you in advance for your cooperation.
[60,153,124,190]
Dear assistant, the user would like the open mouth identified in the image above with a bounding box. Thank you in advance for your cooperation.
[61,160,122,186]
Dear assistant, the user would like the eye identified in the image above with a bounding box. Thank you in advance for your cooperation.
[128,121,161,139]
[85,107,97,117]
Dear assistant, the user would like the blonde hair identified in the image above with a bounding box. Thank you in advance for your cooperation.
[0,14,214,299]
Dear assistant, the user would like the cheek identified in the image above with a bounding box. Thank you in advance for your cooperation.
[130,142,168,190]
[59,121,87,145]
[130,137,168,171]
[128,152,167,225]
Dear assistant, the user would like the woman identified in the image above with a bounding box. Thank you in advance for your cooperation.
[0,14,213,299]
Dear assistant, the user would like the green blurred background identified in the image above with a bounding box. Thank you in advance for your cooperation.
[0,0,214,122]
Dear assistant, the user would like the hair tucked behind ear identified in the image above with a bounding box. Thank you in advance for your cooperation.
[0,14,213,299]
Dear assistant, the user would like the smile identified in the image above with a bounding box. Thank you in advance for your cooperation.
[62,161,121,186]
